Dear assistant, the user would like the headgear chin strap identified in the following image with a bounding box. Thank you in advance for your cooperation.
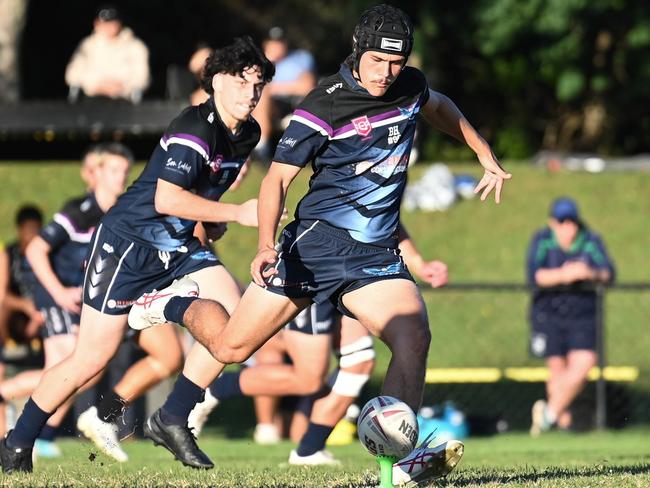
[352,4,414,77]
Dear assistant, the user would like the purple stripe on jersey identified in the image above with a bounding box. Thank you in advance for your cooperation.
[293,109,333,136]
[167,133,210,155]
[331,108,404,137]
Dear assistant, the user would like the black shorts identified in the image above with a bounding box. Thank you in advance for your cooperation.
[286,300,340,335]
[83,224,220,315]
[530,319,596,358]
[40,305,79,338]
[265,220,414,317]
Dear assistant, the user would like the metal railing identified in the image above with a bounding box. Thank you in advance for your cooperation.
[421,282,650,430]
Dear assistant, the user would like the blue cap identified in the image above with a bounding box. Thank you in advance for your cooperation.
[550,197,579,221]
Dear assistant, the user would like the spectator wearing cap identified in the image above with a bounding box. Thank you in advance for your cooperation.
[65,6,150,103]
[251,27,316,162]
[526,197,615,436]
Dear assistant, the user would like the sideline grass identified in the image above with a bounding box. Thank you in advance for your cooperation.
[6,428,649,487]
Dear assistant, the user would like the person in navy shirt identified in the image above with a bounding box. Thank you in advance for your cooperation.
[527,197,615,436]
[127,5,508,483]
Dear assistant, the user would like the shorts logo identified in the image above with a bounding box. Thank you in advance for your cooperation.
[102,243,114,254]
[380,37,403,52]
[352,116,372,137]
[107,299,135,309]
[531,333,547,357]
[362,262,403,277]
[190,250,218,261]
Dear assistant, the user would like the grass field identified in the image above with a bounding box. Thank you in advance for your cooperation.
[0,161,649,425]
[2,428,647,487]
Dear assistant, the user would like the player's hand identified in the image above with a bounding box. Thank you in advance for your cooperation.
[250,247,279,287]
[416,260,449,288]
[474,150,512,203]
[55,286,82,314]
[204,222,228,242]
[562,261,595,283]
[236,199,259,227]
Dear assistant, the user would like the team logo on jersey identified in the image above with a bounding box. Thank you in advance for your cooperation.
[352,115,372,137]
[209,154,224,173]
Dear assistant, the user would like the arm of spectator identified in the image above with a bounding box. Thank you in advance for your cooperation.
[398,224,448,288]
[268,71,316,98]
[25,236,81,314]
[64,39,91,90]
[123,39,150,100]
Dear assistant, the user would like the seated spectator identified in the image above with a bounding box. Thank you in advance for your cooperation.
[527,197,615,436]
[252,27,316,161]
[65,6,150,103]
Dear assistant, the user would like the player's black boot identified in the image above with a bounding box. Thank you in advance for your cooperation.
[144,409,214,469]
[0,433,33,473]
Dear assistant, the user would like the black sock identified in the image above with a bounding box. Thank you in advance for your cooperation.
[296,423,334,457]
[163,296,199,325]
[160,374,205,426]
[209,371,242,401]
[37,424,58,442]
[97,390,128,424]
[7,398,52,449]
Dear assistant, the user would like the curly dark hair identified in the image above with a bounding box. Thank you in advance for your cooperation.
[200,36,275,94]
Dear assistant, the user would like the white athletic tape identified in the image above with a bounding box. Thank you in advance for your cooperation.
[339,349,376,368]
[330,370,370,397]
[337,335,374,356]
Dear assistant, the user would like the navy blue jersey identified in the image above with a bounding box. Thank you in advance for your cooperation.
[527,226,615,324]
[274,64,429,247]
[6,242,38,300]
[38,193,104,290]
[102,97,260,251]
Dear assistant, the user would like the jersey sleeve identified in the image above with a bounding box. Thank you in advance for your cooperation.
[525,230,545,285]
[587,233,616,283]
[40,215,72,250]
[273,94,330,167]
[159,133,208,189]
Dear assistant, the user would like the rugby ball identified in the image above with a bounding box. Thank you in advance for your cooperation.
[357,396,418,458]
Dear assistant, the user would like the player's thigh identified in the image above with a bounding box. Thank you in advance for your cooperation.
[283,329,331,383]
[546,355,567,375]
[43,334,77,369]
[341,278,428,340]
[566,349,597,375]
[187,264,242,314]
[219,284,311,360]
[253,329,287,364]
[70,304,128,374]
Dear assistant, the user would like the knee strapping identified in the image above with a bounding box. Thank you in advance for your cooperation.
[329,370,370,397]
[335,335,375,368]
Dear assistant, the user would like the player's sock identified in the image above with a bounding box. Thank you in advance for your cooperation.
[163,296,200,325]
[7,397,52,449]
[37,424,58,442]
[296,422,334,457]
[160,374,205,426]
[209,371,242,400]
[97,389,128,423]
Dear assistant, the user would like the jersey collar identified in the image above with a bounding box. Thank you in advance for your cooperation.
[338,63,371,94]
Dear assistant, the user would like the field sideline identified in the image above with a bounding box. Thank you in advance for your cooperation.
[3,428,647,487]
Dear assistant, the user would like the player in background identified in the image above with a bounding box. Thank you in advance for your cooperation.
[0,145,131,459]
[0,206,44,439]
[126,4,508,483]
[0,36,273,474]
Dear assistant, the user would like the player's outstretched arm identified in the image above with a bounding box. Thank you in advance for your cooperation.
[250,162,302,286]
[155,178,258,226]
[420,89,511,203]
